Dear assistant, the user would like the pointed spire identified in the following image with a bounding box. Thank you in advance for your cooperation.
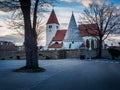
[47,9,59,25]
[64,13,82,41]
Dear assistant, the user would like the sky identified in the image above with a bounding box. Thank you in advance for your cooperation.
[0,0,120,45]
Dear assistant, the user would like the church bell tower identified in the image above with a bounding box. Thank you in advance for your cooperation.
[46,9,60,47]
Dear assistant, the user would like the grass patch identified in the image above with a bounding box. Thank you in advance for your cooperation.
[13,66,46,73]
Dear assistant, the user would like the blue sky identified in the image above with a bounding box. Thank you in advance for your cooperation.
[49,0,120,27]
[0,0,120,36]
[0,0,120,45]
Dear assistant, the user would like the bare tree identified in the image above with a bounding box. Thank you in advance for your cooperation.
[80,1,120,58]
[0,0,56,71]
[8,9,46,45]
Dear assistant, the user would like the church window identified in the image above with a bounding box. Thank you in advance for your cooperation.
[55,42,58,44]
[97,39,99,48]
[91,39,94,49]
[86,39,89,48]
[69,43,71,49]
[56,26,58,29]
[72,40,74,44]
[49,25,52,28]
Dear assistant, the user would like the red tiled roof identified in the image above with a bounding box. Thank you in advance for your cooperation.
[47,9,59,25]
[78,24,98,37]
[48,44,63,48]
[52,30,67,41]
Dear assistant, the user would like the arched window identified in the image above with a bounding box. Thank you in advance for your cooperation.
[55,42,58,44]
[97,39,99,49]
[69,43,71,49]
[86,39,89,48]
[91,39,94,49]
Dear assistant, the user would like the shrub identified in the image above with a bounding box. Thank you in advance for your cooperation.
[107,47,120,59]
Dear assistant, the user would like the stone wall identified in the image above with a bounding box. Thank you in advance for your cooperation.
[0,49,117,60]
[0,51,25,60]
[39,49,93,59]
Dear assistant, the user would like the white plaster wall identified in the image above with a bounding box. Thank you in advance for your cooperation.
[82,36,106,49]
[63,41,83,49]
[46,24,60,46]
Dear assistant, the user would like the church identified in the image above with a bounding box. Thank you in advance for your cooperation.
[45,9,102,50]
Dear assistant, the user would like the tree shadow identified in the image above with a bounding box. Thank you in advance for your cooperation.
[13,66,46,73]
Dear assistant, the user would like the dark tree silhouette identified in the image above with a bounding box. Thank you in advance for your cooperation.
[8,10,46,45]
[0,0,56,71]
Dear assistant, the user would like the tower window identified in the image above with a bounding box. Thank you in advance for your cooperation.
[56,26,58,29]
[72,40,74,44]
[49,25,52,28]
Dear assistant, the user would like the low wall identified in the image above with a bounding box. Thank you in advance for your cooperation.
[0,51,25,60]
[0,49,116,60]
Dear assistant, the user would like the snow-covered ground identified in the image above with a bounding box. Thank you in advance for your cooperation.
[0,59,120,90]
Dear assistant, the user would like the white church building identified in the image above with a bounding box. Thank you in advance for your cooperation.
[45,9,103,50]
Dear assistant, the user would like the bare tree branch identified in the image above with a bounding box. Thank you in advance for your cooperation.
[80,1,120,58]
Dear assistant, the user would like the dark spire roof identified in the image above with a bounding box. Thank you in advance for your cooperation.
[47,9,59,25]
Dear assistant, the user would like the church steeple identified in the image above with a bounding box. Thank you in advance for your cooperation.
[63,13,83,49]
[64,13,82,42]
[46,9,60,47]
[47,9,59,25]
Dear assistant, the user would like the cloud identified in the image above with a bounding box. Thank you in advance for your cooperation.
[60,0,92,7]
[0,34,24,46]
[60,0,102,7]
[0,11,6,15]
[53,7,81,29]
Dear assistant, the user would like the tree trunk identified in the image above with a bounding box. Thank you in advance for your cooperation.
[19,0,38,68]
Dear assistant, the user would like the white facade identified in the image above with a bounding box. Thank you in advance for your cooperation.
[63,42,83,49]
[82,36,105,50]
[45,10,104,50]
[82,36,97,50]
[63,13,83,49]
[46,23,60,46]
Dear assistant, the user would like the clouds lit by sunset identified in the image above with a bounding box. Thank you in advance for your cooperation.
[0,0,120,45]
